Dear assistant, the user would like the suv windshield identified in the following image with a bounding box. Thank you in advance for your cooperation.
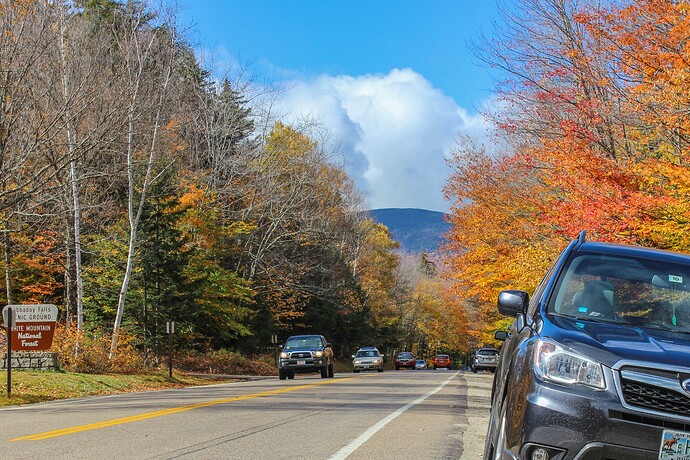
[548,252,690,331]
[397,352,413,358]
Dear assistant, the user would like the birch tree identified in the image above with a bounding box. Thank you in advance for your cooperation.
[110,3,179,357]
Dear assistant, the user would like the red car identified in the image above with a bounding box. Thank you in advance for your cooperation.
[394,351,415,370]
[433,354,452,370]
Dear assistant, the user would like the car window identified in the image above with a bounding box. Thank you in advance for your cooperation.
[549,253,690,330]
[477,349,498,356]
[356,350,379,357]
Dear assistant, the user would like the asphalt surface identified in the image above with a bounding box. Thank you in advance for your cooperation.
[0,369,493,459]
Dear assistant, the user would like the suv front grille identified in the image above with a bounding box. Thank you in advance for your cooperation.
[618,367,690,420]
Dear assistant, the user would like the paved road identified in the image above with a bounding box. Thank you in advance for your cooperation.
[0,370,493,459]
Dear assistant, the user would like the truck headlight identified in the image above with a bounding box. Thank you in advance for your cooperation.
[280,352,288,359]
[534,338,605,389]
[314,351,323,358]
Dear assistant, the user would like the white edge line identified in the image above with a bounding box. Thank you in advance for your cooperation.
[329,371,459,460]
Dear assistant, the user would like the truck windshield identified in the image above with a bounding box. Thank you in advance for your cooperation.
[284,337,322,349]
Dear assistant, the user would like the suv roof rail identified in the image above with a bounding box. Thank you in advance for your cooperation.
[577,230,587,243]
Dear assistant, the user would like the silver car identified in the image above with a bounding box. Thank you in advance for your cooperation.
[352,347,384,373]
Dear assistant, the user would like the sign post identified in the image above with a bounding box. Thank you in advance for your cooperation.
[6,306,13,398]
[271,334,278,366]
[166,321,175,378]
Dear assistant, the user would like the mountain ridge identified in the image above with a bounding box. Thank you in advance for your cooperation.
[368,208,451,254]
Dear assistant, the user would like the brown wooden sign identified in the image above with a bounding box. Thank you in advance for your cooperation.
[2,305,58,351]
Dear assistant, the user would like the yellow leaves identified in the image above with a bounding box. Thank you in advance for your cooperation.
[260,122,318,174]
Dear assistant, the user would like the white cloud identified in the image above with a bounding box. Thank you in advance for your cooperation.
[277,68,489,212]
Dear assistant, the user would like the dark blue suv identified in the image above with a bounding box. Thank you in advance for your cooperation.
[485,231,690,460]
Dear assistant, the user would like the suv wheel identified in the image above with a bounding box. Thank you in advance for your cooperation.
[279,369,287,380]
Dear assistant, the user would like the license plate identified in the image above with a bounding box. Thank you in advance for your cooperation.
[659,429,690,459]
[297,360,306,365]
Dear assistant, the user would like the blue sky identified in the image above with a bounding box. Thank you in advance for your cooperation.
[177,1,500,212]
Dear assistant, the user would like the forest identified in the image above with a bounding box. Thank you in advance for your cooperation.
[0,0,469,370]
[5,0,687,371]
[444,0,690,342]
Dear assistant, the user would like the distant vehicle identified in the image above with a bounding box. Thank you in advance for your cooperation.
[484,231,690,459]
[433,354,452,370]
[471,348,499,373]
[352,347,384,373]
[414,359,427,370]
[394,351,415,370]
[278,335,334,380]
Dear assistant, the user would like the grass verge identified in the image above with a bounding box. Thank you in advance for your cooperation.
[0,371,237,408]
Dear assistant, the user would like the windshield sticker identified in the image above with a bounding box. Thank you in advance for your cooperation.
[669,275,683,284]
[588,311,602,317]
[578,306,588,313]
[575,322,585,329]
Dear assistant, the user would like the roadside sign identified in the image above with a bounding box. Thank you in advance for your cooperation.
[2,304,58,351]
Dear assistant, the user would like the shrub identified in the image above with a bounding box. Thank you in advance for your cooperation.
[51,323,144,374]
[175,349,276,376]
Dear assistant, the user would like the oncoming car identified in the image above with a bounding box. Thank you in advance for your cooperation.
[394,351,415,370]
[352,347,384,373]
[415,359,428,370]
[484,231,690,460]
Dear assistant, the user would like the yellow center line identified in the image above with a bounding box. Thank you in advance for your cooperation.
[13,376,357,441]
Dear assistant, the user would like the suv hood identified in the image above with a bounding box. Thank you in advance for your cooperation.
[545,315,690,368]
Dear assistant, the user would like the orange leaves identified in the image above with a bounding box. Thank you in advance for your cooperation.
[444,0,690,342]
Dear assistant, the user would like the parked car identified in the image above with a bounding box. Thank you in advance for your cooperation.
[394,351,415,370]
[415,359,428,370]
[278,335,334,380]
[484,231,690,460]
[352,347,384,373]
[433,354,452,370]
[470,348,499,373]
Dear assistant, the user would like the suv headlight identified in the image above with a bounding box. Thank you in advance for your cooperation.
[314,350,323,358]
[280,352,288,359]
[534,338,605,389]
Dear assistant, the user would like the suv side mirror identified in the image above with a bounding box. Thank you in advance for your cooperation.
[498,290,530,317]
[494,330,508,341]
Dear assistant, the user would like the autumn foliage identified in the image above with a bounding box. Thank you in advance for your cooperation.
[444,0,690,340]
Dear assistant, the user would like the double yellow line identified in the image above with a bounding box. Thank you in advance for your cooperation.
[13,376,355,441]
